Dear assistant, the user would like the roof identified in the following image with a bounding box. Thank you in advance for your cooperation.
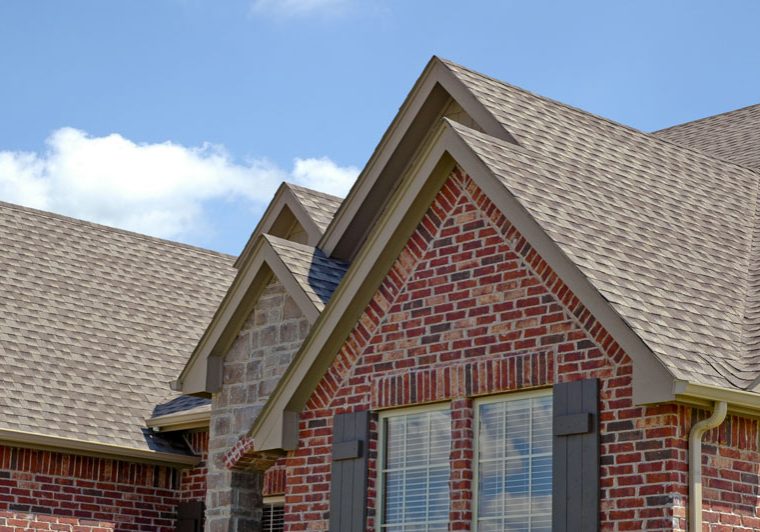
[249,58,760,449]
[285,183,343,233]
[0,201,236,454]
[440,59,760,389]
[654,103,760,171]
[266,235,348,310]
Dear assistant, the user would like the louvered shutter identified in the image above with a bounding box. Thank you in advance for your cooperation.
[176,500,204,532]
[552,378,600,532]
[329,410,370,531]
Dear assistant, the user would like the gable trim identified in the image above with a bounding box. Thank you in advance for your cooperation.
[175,236,321,396]
[319,56,514,261]
[234,183,325,269]
[248,121,676,452]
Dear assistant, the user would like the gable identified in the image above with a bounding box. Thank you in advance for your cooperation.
[248,124,675,451]
[319,57,514,262]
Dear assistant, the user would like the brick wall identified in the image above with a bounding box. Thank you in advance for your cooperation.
[282,168,742,531]
[180,430,209,503]
[0,441,206,532]
[206,280,310,530]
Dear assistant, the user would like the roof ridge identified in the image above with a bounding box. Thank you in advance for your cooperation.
[284,182,344,201]
[438,57,645,136]
[439,57,760,178]
[0,199,236,261]
[653,102,760,135]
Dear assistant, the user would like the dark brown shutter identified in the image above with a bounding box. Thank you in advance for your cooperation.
[329,410,370,531]
[552,378,599,532]
[176,500,205,532]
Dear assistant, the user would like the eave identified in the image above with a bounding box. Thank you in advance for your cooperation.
[145,404,211,432]
[0,428,200,467]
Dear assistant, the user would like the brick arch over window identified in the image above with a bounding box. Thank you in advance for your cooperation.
[285,168,685,531]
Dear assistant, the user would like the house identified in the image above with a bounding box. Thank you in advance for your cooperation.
[2,56,760,531]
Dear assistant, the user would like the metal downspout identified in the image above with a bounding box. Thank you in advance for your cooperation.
[688,401,727,532]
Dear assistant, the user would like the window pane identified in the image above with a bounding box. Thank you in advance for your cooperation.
[381,409,451,528]
[476,394,552,531]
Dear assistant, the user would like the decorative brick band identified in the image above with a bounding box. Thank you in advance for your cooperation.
[223,436,282,472]
[371,350,553,410]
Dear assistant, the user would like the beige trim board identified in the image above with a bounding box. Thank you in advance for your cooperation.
[248,121,677,452]
[176,235,321,396]
[0,428,200,467]
[234,183,325,269]
[319,56,514,261]
[673,380,760,418]
[145,404,211,432]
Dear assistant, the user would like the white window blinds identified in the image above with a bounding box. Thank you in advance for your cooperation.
[380,408,451,531]
[262,501,284,532]
[475,393,552,531]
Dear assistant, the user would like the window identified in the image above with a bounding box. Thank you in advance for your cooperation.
[475,391,552,531]
[262,497,284,532]
[378,405,451,531]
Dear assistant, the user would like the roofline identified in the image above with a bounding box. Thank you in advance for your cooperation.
[653,101,760,135]
[673,380,760,418]
[233,183,325,268]
[318,55,513,260]
[248,121,677,452]
[146,404,211,432]
[0,428,200,467]
[175,235,321,395]
[0,199,234,262]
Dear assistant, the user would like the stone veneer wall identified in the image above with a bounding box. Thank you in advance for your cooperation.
[206,280,310,531]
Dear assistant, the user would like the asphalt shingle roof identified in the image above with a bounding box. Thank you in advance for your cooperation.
[0,202,236,451]
[286,183,343,233]
[441,59,760,389]
[654,103,760,171]
[266,234,348,310]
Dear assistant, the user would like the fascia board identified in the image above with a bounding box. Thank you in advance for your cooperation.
[176,237,320,395]
[0,429,200,467]
[145,404,211,432]
[234,186,324,269]
[319,57,511,258]
[249,122,677,452]
[673,380,760,417]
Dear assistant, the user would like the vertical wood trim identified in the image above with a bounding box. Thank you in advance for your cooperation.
[552,378,599,532]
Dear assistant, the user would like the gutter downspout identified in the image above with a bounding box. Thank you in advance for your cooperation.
[688,400,727,532]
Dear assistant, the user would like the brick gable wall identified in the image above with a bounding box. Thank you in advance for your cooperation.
[283,168,760,531]
[0,430,208,532]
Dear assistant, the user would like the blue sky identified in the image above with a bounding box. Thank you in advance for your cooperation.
[1,0,759,254]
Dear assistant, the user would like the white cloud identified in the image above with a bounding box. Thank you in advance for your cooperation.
[250,0,351,18]
[0,127,357,240]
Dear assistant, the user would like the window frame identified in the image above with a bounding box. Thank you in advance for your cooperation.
[375,402,452,531]
[472,388,553,532]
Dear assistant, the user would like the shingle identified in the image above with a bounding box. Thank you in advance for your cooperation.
[0,202,236,451]
[265,234,348,310]
[441,58,760,390]
[653,104,760,171]
[285,183,343,233]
